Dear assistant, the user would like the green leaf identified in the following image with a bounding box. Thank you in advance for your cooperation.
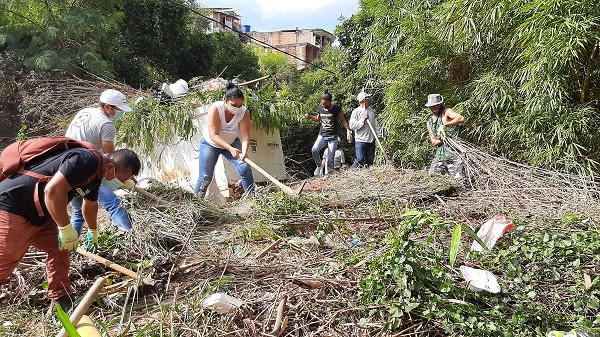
[449,224,462,268]
[463,224,489,251]
[55,304,82,337]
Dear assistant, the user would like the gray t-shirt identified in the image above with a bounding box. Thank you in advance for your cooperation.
[65,107,116,152]
[349,107,382,143]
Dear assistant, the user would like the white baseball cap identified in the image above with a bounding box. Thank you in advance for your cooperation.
[357,91,372,102]
[100,89,132,112]
[425,94,444,107]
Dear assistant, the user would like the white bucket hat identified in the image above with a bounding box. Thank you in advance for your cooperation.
[357,91,372,102]
[100,89,132,112]
[425,94,444,107]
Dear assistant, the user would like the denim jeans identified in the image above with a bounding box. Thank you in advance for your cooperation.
[352,141,376,168]
[71,185,132,236]
[311,135,338,175]
[194,138,255,197]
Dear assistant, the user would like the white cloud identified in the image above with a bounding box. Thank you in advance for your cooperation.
[256,0,352,18]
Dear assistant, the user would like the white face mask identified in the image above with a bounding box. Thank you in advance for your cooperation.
[228,104,244,115]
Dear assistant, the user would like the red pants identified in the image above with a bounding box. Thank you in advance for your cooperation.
[0,210,72,300]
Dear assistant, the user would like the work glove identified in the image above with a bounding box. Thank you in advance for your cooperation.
[437,124,447,137]
[346,129,353,143]
[121,179,136,191]
[57,224,78,252]
[86,229,98,254]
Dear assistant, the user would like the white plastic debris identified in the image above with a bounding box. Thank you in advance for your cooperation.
[167,79,189,98]
[471,215,515,252]
[460,266,501,293]
[201,293,244,313]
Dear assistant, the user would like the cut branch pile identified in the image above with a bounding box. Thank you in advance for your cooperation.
[442,137,600,222]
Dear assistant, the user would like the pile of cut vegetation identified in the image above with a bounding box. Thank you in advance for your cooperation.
[2,168,600,336]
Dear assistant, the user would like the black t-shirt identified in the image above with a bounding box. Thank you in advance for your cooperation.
[318,104,342,137]
[0,148,101,226]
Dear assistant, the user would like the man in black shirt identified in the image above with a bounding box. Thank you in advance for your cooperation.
[0,147,140,308]
[307,90,352,176]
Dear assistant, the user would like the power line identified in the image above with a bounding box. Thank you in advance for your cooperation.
[175,2,337,75]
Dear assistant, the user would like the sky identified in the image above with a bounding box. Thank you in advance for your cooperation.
[200,0,360,34]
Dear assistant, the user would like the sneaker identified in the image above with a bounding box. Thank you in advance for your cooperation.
[314,167,321,177]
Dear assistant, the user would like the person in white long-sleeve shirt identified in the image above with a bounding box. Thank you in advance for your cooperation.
[349,91,383,168]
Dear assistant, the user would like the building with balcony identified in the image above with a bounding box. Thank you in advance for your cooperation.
[249,28,335,70]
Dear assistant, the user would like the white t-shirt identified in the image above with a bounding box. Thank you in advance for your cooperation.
[202,101,247,149]
[322,148,345,169]
[65,107,116,152]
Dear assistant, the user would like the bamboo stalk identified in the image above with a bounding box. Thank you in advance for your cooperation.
[56,277,106,337]
[75,315,102,337]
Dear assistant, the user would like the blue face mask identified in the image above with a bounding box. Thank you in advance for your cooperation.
[101,167,123,190]
[110,110,124,121]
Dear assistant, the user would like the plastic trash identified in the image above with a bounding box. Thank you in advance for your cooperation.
[459,266,501,293]
[471,215,515,252]
[200,293,244,313]
[547,327,598,337]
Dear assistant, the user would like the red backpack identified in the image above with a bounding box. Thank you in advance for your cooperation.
[0,137,103,217]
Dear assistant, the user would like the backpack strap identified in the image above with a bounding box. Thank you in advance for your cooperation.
[20,149,104,218]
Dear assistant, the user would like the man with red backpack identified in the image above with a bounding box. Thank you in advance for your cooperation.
[0,137,140,310]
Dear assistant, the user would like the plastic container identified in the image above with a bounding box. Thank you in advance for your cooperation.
[460,266,501,293]
[200,293,244,313]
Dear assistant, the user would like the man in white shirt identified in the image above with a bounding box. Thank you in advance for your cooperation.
[349,91,383,168]
[320,138,347,175]
[65,89,136,238]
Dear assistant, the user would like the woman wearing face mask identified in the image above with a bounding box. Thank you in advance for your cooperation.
[194,82,255,197]
[307,90,352,176]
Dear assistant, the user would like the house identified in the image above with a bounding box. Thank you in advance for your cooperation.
[249,28,335,70]
[206,8,242,34]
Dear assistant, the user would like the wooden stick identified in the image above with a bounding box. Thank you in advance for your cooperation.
[133,186,169,205]
[244,158,297,195]
[254,238,283,260]
[365,119,390,164]
[270,295,287,337]
[239,74,271,87]
[56,277,106,337]
[76,248,154,286]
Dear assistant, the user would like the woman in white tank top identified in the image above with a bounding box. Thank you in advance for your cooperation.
[194,83,255,197]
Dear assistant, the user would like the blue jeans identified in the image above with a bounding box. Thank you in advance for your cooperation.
[312,135,338,175]
[194,138,255,196]
[352,141,376,168]
[71,185,132,236]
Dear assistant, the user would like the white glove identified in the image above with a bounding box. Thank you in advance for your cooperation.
[346,129,353,143]
[57,224,78,251]
[121,179,136,191]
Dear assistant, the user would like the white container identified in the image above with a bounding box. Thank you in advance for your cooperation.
[200,293,244,313]
[460,266,501,293]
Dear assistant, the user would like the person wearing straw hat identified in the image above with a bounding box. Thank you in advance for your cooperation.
[349,91,383,168]
[425,94,466,184]
[65,89,137,240]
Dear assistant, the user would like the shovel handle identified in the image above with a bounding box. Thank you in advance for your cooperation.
[365,119,390,164]
[133,186,169,204]
[76,247,154,285]
[244,158,297,195]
